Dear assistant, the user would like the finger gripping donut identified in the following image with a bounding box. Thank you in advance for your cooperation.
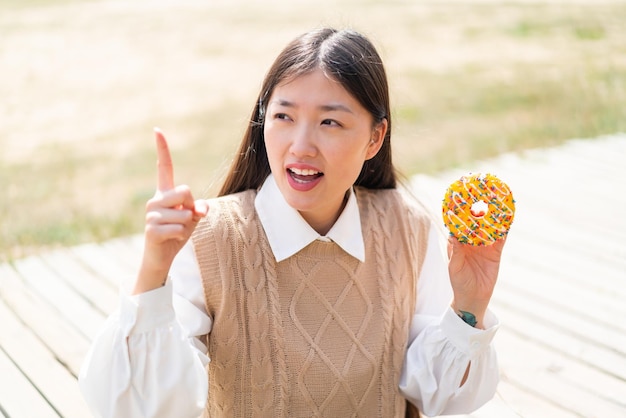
[442,173,515,246]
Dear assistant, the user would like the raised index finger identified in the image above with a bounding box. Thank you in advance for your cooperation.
[154,127,175,192]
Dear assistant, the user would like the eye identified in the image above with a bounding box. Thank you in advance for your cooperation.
[273,112,292,121]
[321,119,341,127]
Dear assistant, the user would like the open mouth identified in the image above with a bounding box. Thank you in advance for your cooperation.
[288,167,323,184]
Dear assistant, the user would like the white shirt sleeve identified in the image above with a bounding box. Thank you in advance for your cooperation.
[399,225,500,417]
[78,242,212,418]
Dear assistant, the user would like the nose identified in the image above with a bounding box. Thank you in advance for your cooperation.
[289,123,317,158]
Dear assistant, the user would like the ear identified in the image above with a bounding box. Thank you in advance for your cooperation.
[365,118,388,160]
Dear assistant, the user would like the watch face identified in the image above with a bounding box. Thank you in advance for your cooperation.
[458,311,477,327]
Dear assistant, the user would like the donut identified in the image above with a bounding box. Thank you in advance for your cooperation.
[442,173,515,246]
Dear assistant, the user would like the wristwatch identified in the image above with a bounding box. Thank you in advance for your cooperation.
[458,310,477,327]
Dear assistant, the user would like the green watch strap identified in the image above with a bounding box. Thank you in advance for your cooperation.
[458,310,477,327]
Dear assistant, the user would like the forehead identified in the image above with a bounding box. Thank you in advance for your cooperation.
[269,69,359,109]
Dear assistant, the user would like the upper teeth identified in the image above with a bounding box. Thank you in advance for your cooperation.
[290,168,319,176]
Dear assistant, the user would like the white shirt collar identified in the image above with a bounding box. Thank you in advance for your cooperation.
[254,174,365,263]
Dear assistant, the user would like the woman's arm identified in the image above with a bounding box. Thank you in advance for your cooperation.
[78,242,211,418]
[399,226,500,416]
[80,129,211,418]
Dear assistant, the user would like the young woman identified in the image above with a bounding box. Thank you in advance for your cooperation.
[79,27,504,417]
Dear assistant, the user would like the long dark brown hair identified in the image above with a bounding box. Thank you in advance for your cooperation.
[218,27,397,196]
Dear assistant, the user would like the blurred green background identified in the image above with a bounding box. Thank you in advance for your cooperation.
[1,0,625,260]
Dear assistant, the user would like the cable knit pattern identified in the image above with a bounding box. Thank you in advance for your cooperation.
[357,188,429,418]
[191,187,430,417]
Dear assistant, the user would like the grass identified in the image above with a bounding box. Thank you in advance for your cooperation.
[393,59,626,173]
[2,0,626,261]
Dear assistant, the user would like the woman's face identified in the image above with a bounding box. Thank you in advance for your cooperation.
[264,68,387,235]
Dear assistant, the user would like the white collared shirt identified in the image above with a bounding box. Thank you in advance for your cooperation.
[79,175,500,418]
[255,173,365,262]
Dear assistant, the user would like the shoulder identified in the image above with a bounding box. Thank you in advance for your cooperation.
[354,186,433,224]
[194,189,258,235]
[206,189,256,217]
[355,186,438,250]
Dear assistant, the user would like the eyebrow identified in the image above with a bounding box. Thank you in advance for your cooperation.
[272,99,354,114]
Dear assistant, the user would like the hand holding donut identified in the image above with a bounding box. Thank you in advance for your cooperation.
[133,129,209,295]
[442,173,515,328]
[447,236,505,328]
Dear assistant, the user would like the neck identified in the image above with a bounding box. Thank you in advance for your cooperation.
[301,190,350,236]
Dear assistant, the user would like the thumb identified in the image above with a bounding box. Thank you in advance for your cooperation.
[192,199,209,222]
[447,235,467,275]
[447,235,458,260]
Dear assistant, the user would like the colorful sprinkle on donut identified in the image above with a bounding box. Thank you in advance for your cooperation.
[442,173,515,245]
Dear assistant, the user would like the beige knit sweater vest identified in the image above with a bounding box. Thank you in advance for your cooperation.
[192,187,431,417]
